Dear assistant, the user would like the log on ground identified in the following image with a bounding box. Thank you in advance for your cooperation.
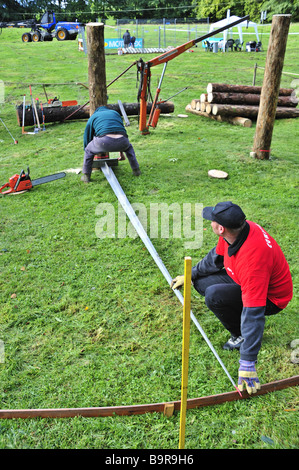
[190,99,201,110]
[204,103,212,114]
[212,104,299,119]
[207,83,294,96]
[208,92,298,108]
[16,102,175,127]
[185,104,252,127]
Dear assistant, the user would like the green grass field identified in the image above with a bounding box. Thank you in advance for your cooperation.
[0,22,298,450]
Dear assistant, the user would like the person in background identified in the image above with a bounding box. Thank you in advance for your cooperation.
[171,201,293,395]
[81,106,141,182]
[123,30,131,48]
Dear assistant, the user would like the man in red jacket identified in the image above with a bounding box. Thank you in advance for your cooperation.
[171,201,293,394]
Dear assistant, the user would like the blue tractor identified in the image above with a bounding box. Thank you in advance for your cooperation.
[21,11,82,42]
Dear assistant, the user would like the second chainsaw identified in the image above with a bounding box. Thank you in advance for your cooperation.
[0,167,66,195]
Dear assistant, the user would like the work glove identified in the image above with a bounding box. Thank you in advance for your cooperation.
[170,275,184,290]
[238,359,261,395]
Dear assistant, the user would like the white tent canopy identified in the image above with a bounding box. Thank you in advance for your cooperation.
[209,15,259,48]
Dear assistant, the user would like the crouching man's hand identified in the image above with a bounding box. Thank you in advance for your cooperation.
[238,360,261,395]
[170,275,184,290]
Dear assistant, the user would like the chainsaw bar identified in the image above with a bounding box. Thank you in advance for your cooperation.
[32,172,66,186]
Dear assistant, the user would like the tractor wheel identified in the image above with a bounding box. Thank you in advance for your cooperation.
[56,28,68,41]
[32,31,41,42]
[22,33,32,43]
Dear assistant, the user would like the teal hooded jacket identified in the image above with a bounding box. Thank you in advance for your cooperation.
[83,106,127,149]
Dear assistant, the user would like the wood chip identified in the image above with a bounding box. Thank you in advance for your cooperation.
[208,169,228,179]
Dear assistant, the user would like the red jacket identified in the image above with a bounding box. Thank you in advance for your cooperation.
[216,221,293,309]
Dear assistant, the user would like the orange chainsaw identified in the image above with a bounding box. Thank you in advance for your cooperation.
[0,167,66,195]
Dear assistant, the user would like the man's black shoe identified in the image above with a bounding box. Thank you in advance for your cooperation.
[223,336,244,351]
[132,168,141,176]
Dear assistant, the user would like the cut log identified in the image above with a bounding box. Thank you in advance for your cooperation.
[186,104,217,120]
[205,103,212,114]
[200,93,208,103]
[191,99,201,110]
[208,169,228,179]
[212,104,299,119]
[207,83,294,96]
[185,104,252,127]
[16,102,175,127]
[207,92,298,108]
[226,116,252,127]
[275,94,298,107]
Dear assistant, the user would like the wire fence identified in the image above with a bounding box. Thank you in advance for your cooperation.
[103,18,210,49]
[99,19,279,51]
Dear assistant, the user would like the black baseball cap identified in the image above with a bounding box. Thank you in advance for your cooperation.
[202,201,246,229]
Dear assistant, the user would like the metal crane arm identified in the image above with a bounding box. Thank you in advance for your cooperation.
[137,15,250,133]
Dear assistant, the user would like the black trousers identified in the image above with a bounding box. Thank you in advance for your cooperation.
[192,270,281,337]
[83,136,139,175]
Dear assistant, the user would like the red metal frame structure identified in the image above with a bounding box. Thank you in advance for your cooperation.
[137,15,250,134]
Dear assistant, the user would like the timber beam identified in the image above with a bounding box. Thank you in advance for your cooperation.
[0,375,297,420]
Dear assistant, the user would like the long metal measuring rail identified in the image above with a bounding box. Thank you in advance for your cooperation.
[101,163,241,394]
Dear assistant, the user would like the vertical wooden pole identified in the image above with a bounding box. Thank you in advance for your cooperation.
[252,63,257,86]
[252,14,291,160]
[179,257,192,450]
[86,23,107,116]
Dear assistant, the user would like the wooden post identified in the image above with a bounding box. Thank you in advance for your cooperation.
[252,15,291,160]
[86,23,107,116]
[252,63,257,86]
[179,257,192,450]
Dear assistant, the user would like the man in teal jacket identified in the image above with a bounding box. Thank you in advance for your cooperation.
[82,106,140,182]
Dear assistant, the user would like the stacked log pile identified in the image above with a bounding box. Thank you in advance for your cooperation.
[187,83,299,126]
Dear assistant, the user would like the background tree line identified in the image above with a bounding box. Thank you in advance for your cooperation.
[1,0,298,23]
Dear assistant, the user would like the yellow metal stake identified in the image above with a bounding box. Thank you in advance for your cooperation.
[179,256,192,449]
